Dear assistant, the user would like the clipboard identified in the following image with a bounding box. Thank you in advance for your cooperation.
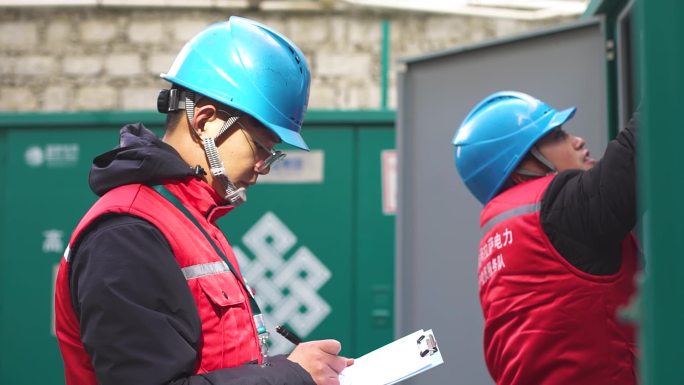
[339,329,444,385]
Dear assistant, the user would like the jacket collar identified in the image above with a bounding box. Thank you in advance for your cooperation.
[163,178,235,224]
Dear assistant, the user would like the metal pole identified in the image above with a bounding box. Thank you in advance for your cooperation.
[381,19,390,110]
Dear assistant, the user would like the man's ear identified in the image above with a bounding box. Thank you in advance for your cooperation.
[191,104,219,138]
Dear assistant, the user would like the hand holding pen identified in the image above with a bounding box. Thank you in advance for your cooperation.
[280,325,354,385]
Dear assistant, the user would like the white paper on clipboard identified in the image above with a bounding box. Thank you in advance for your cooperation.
[339,329,444,385]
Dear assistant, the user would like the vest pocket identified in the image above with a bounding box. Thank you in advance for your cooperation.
[198,273,245,309]
[193,272,253,372]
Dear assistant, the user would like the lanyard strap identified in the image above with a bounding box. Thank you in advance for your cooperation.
[153,185,263,318]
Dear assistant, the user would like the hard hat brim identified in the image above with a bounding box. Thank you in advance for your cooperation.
[548,107,576,130]
[269,124,310,151]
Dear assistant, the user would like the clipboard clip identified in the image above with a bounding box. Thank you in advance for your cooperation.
[416,333,439,357]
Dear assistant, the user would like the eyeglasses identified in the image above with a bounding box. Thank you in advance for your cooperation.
[237,121,286,173]
[251,133,286,173]
[216,109,287,173]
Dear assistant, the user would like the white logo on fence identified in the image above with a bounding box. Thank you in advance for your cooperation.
[25,144,79,168]
[234,212,331,353]
[43,230,64,253]
[25,146,44,167]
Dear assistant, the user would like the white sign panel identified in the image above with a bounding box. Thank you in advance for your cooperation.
[381,150,397,215]
[258,150,324,184]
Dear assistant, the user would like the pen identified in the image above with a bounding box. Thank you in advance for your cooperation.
[276,324,302,345]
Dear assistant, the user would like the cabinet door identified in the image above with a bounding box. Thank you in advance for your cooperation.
[218,127,356,356]
[354,128,395,354]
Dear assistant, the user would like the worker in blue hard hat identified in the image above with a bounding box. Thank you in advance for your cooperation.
[55,16,351,385]
[452,91,639,385]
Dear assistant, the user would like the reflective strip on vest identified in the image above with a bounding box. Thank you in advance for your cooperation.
[182,261,230,280]
[481,202,541,235]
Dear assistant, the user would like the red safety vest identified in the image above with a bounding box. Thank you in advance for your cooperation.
[478,175,638,385]
[55,181,261,385]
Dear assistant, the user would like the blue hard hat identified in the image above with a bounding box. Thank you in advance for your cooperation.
[162,16,311,150]
[452,91,576,204]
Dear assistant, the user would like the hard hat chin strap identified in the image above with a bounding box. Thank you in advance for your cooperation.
[514,145,557,177]
[184,91,247,207]
[529,146,556,172]
[202,137,247,206]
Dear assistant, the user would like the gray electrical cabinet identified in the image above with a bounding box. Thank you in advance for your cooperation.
[396,18,608,385]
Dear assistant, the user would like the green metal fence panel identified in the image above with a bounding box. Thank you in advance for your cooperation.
[0,110,395,384]
[637,0,684,384]
[218,122,396,357]
[354,128,395,353]
[0,123,6,382]
[218,127,357,355]
[0,127,149,384]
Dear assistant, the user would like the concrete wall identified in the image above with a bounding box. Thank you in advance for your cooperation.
[0,6,573,112]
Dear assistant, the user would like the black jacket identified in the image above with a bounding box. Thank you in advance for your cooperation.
[68,123,314,385]
[541,114,638,275]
